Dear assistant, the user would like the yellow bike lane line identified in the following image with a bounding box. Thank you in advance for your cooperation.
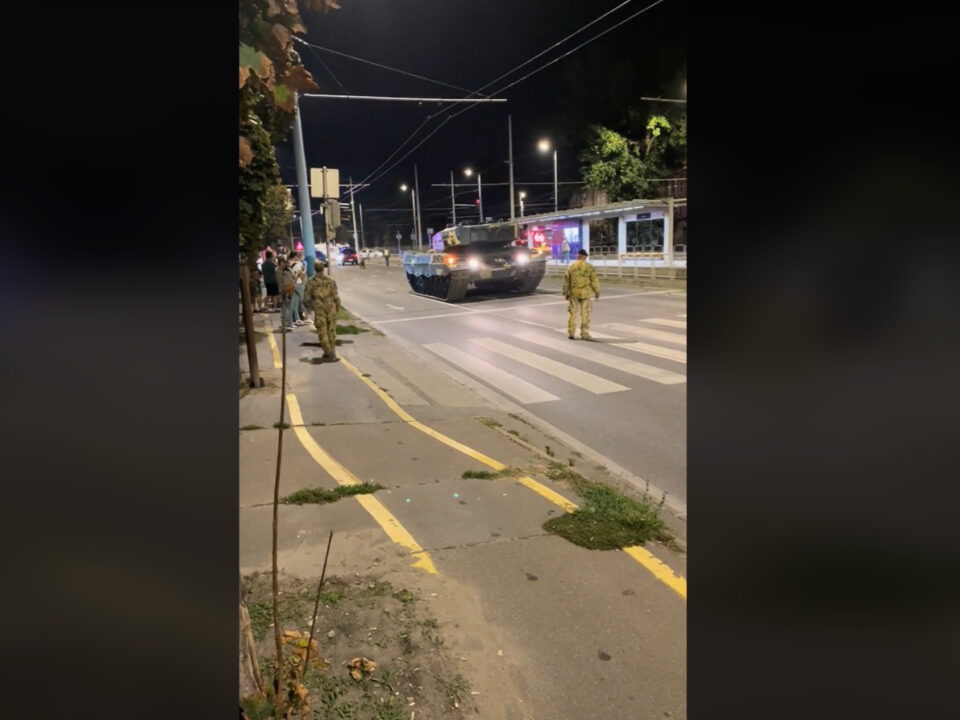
[285,393,437,575]
[337,355,687,599]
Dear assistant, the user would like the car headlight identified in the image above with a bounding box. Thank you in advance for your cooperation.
[467,257,481,270]
[515,252,529,265]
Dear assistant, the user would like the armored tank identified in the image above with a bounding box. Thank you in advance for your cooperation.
[401,221,548,302]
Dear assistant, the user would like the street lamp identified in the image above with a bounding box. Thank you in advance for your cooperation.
[538,139,558,212]
[518,191,526,218]
[464,167,482,222]
[400,183,419,250]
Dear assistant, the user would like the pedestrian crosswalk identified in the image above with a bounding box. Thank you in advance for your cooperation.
[419,317,688,407]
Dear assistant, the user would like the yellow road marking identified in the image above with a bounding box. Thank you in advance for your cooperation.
[338,356,685,598]
[623,546,687,598]
[286,393,437,575]
[266,325,283,368]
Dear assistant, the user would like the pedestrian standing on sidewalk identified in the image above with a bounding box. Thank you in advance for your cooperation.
[302,261,341,362]
[383,247,390,267]
[561,237,571,264]
[261,250,279,311]
[562,248,600,340]
[279,258,298,332]
[288,252,307,325]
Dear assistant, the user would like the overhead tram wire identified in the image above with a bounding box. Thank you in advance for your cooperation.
[314,0,672,200]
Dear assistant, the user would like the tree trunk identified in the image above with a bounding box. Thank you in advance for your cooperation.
[239,595,264,701]
[240,263,261,388]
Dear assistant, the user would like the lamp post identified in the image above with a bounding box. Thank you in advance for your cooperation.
[400,183,417,250]
[519,191,526,218]
[464,167,482,221]
[538,139,558,212]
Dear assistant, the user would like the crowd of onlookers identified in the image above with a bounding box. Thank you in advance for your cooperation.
[249,249,310,331]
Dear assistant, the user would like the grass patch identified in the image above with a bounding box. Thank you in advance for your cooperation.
[477,417,502,429]
[439,674,470,711]
[319,589,342,605]
[337,306,353,321]
[336,323,368,335]
[273,421,291,429]
[392,588,417,604]
[240,424,263,431]
[543,483,670,551]
[282,482,383,505]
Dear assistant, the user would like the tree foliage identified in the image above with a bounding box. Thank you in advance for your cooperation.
[579,114,686,202]
[239,0,338,254]
[263,184,294,245]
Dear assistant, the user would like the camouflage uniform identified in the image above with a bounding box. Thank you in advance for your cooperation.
[562,257,599,339]
[302,269,341,359]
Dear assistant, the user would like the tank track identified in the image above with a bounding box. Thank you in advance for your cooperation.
[405,270,469,302]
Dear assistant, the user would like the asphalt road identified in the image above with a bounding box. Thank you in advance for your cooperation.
[330,260,687,507]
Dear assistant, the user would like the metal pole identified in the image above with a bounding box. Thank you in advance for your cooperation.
[410,189,417,250]
[349,176,358,249]
[508,115,515,220]
[478,173,483,222]
[414,165,423,249]
[322,167,331,276]
[520,197,525,218]
[553,149,558,212]
[450,170,456,226]
[358,202,366,250]
[292,93,316,277]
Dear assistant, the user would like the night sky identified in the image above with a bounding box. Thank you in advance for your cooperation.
[277,0,685,244]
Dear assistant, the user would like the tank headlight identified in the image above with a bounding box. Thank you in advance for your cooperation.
[467,257,481,270]
[515,252,529,265]
[445,255,457,266]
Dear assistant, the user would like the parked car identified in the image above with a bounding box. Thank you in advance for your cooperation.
[340,247,359,265]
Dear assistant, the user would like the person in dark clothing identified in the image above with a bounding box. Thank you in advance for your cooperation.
[261,251,279,311]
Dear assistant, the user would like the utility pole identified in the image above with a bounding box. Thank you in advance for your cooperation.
[508,115,515,220]
[478,173,483,222]
[553,149,558,213]
[358,202,366,250]
[322,167,331,276]
[349,175,358,249]
[414,165,424,249]
[450,170,456,227]
[292,93,316,277]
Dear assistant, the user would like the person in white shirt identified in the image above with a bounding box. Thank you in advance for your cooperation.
[288,252,307,326]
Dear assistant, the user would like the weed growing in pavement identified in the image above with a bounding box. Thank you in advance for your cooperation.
[545,445,555,457]
[477,417,503,429]
[462,467,522,480]
[541,462,674,550]
[281,483,383,505]
[544,483,671,551]
[336,324,369,335]
[273,421,291,429]
[240,424,263,431]
[568,457,576,467]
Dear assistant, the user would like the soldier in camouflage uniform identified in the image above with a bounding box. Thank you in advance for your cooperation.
[302,261,341,361]
[562,248,600,340]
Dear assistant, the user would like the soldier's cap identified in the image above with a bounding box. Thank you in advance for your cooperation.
[578,248,588,257]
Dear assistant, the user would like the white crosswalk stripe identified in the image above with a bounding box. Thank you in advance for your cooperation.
[603,322,687,346]
[514,332,685,385]
[470,337,629,394]
[545,325,686,363]
[640,317,687,329]
[423,342,560,404]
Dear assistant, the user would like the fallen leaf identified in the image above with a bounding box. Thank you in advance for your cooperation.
[349,666,363,681]
[239,65,250,89]
[283,630,302,639]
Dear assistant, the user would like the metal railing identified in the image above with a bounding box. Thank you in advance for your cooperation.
[544,249,687,282]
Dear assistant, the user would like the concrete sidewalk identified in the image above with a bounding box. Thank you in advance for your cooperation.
[239,308,686,720]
